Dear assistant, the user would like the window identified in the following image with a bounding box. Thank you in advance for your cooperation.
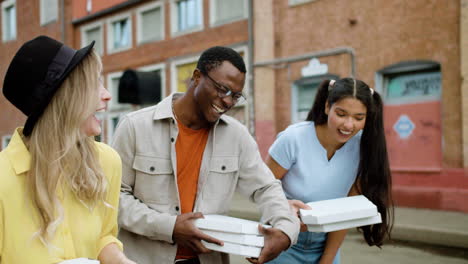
[210,0,247,26]
[376,60,442,170]
[377,61,441,105]
[138,63,166,99]
[102,72,135,143]
[2,0,16,42]
[385,72,441,104]
[106,112,126,144]
[137,2,164,44]
[174,60,198,93]
[171,0,203,35]
[289,0,317,6]
[107,72,132,111]
[1,135,11,150]
[107,13,132,53]
[291,74,338,123]
[81,22,103,55]
[40,0,58,25]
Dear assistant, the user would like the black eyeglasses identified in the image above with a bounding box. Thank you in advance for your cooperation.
[204,73,246,104]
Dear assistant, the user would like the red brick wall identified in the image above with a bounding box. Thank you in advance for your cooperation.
[255,0,464,212]
[72,0,127,20]
[73,0,249,94]
[270,0,460,167]
[0,0,68,142]
[0,0,248,144]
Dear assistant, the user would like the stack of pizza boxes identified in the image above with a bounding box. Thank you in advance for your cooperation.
[300,195,382,232]
[195,215,269,258]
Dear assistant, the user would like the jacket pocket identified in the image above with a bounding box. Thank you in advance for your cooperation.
[133,156,175,204]
[203,157,239,200]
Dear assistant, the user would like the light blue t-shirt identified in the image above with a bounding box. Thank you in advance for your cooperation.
[268,121,361,203]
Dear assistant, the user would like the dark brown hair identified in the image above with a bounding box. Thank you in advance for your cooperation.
[307,77,393,247]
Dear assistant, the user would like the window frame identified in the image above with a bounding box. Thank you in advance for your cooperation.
[107,71,134,111]
[136,1,165,45]
[288,0,318,7]
[291,74,338,124]
[375,60,441,105]
[80,21,104,55]
[1,0,16,42]
[209,0,248,27]
[106,12,133,54]
[138,62,167,99]
[105,111,129,144]
[40,0,58,25]
[170,0,204,37]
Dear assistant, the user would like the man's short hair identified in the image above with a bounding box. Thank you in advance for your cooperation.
[197,46,246,75]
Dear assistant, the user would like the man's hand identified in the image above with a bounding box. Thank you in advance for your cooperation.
[172,212,224,254]
[246,225,291,264]
[288,199,311,232]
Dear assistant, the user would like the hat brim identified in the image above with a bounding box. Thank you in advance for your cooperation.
[23,41,95,136]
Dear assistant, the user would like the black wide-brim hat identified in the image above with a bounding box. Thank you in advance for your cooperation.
[2,35,95,136]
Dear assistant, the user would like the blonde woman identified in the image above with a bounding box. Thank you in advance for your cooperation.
[0,36,135,264]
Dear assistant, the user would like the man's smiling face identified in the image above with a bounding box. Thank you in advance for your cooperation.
[193,61,246,124]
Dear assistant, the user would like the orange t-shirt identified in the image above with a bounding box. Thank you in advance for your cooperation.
[175,119,209,260]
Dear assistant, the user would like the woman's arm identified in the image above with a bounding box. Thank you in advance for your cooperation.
[98,243,136,264]
[265,155,288,180]
[319,182,361,264]
[265,155,310,232]
[319,229,347,264]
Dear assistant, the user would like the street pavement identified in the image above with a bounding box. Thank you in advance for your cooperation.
[229,232,468,264]
[226,192,468,264]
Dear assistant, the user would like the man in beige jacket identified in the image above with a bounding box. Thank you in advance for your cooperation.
[112,46,299,264]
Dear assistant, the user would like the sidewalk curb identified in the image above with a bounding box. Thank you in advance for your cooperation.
[390,224,468,249]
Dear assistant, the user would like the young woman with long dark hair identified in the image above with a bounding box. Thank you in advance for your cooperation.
[266,78,393,264]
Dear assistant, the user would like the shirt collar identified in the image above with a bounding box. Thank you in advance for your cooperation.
[4,128,31,175]
[152,92,228,125]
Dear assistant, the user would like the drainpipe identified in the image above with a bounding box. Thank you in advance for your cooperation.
[254,47,356,78]
[247,0,255,136]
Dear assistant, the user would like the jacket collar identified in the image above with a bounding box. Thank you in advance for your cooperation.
[4,128,31,175]
[152,93,228,125]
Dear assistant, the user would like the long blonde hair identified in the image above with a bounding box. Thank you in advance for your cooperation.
[26,49,108,245]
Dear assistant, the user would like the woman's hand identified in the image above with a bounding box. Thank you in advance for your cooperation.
[98,243,137,264]
[288,200,311,232]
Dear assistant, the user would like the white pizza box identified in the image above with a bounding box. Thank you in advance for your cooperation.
[201,229,264,247]
[58,259,100,264]
[300,195,378,225]
[306,213,382,232]
[201,240,262,258]
[194,215,271,235]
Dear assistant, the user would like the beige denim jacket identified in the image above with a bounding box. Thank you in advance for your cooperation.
[112,93,299,264]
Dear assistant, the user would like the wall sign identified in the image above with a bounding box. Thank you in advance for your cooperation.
[301,58,328,77]
[393,115,415,139]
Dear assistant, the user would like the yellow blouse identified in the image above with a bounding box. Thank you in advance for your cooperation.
[0,129,123,263]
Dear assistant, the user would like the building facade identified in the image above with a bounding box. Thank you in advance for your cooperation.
[0,0,466,212]
[253,0,467,212]
[0,0,250,145]
[0,0,73,149]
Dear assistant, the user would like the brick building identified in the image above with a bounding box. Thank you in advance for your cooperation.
[0,0,73,148]
[0,0,467,213]
[253,0,467,212]
[0,0,250,145]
